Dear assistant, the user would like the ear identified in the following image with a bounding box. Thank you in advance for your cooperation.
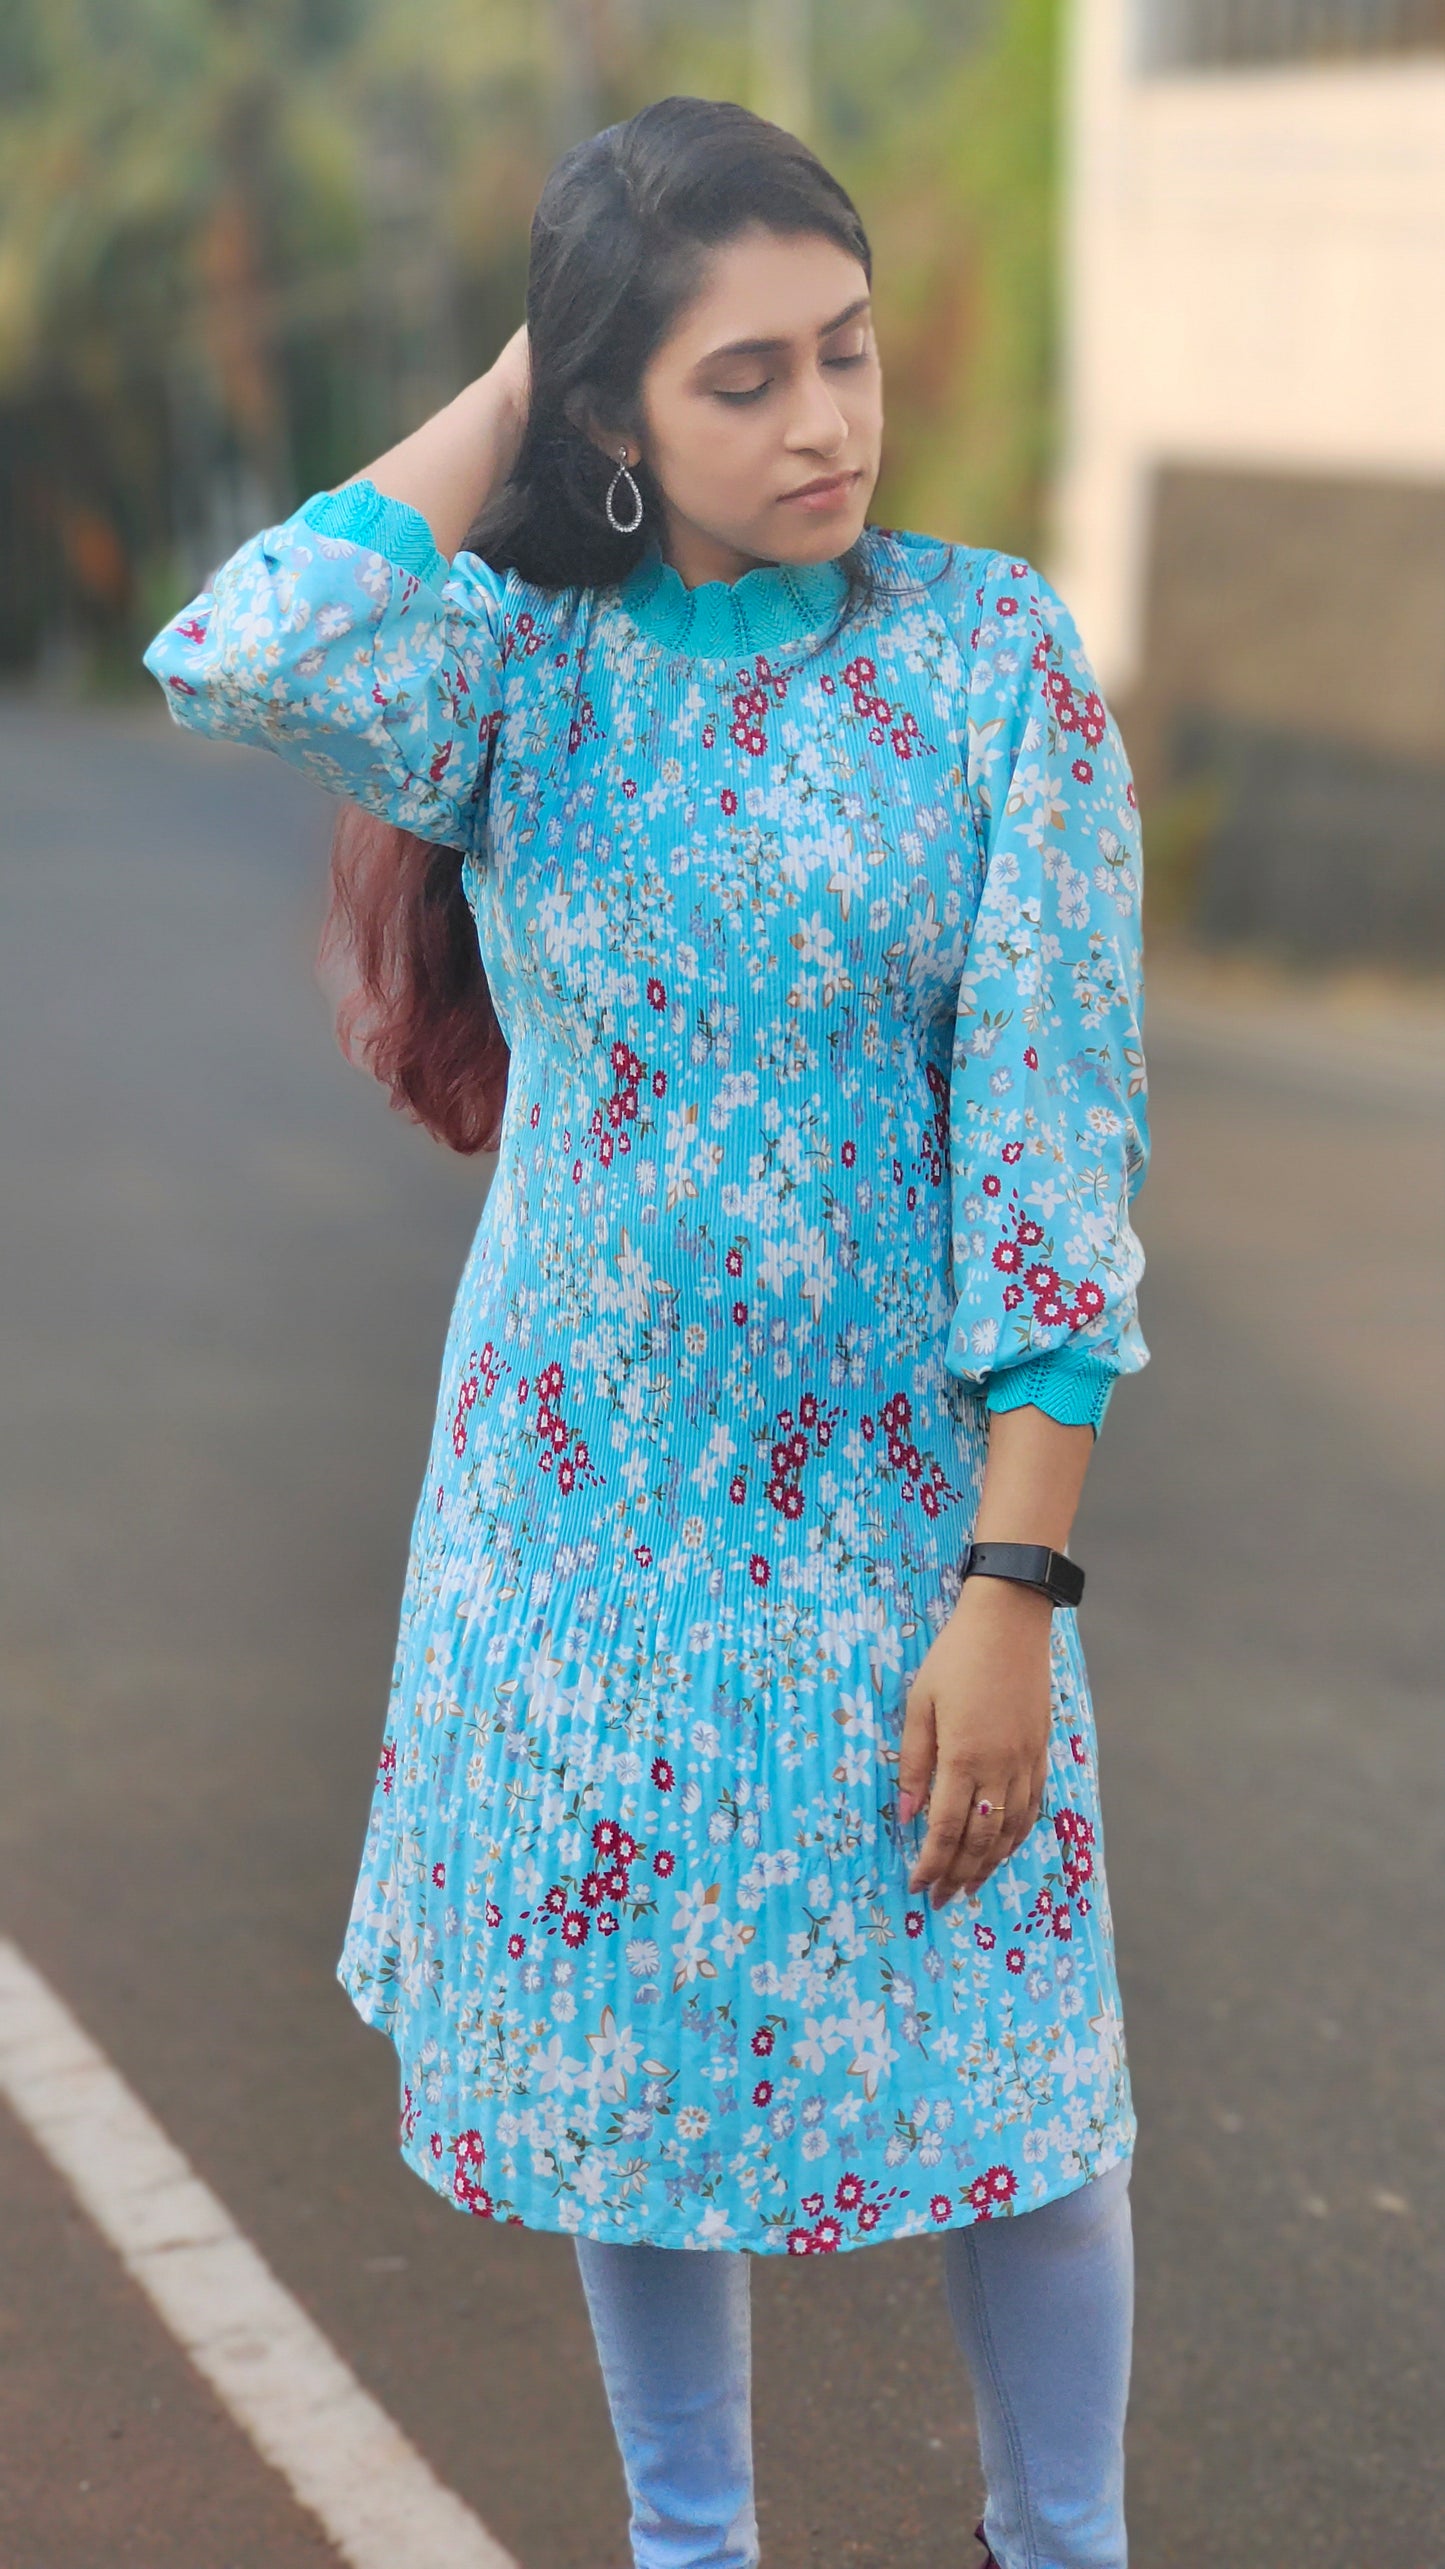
[563,386,634,466]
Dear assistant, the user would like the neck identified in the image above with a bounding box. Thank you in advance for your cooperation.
[658,505,774,590]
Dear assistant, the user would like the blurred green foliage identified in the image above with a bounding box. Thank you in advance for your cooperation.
[0,0,1061,686]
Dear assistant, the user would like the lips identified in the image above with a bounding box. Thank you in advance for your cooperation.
[780,470,860,502]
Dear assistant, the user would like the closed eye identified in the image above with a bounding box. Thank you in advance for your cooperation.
[713,354,868,407]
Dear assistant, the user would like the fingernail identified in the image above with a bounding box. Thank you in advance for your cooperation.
[898,1789,916,1824]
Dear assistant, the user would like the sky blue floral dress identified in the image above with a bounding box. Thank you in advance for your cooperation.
[143,480,1150,2255]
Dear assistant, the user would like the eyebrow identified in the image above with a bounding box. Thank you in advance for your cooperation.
[694,294,872,366]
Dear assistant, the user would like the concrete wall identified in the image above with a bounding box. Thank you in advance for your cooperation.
[1052,2,1445,697]
[1051,1,1445,959]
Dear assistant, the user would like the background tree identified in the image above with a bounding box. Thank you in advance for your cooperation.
[0,0,1060,686]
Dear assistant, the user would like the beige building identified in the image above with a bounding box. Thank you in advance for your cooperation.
[1052,0,1445,961]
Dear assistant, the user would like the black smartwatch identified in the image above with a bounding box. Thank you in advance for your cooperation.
[960,1540,1085,1610]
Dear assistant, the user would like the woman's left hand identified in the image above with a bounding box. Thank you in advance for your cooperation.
[897,1576,1055,1908]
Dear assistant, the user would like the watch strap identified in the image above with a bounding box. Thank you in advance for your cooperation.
[960,1540,1085,1610]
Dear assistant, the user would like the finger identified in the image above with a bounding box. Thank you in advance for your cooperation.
[936,1778,1028,1902]
[896,1689,938,1824]
[907,1764,978,1896]
[987,1788,1033,1870]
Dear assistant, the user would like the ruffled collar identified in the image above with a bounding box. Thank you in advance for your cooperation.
[615,543,850,659]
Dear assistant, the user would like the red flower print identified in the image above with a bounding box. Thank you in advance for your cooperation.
[974,1923,996,1949]
[379,1741,397,1796]
[1023,1048,1039,1071]
[993,1240,1023,1273]
[431,1861,446,1888]
[1003,1284,1024,1310]
[813,2217,843,2250]
[646,978,667,1011]
[523,1357,602,1490]
[930,2194,953,2222]
[507,1932,526,1958]
[1006,1947,1025,1973]
[751,2025,775,2056]
[996,595,1018,619]
[986,2164,1017,2206]
[580,1871,608,1908]
[561,1909,590,1947]
[1024,1263,1058,1296]
[721,787,738,815]
[857,2203,882,2231]
[1002,1141,1023,1164]
[543,1884,567,1915]
[982,1173,1002,1197]
[905,1909,925,1937]
[455,2129,486,2167]
[430,2131,444,2161]
[653,1847,676,1877]
[786,2228,814,2254]
[1017,1217,1044,1246]
[1072,758,1093,783]
[835,2172,866,2210]
[801,2192,825,2218]
[484,1899,501,1928]
[1074,1279,1106,1317]
[748,1553,770,1586]
[753,2079,773,2107]
[593,1819,621,1857]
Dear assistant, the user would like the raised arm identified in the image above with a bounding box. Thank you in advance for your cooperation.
[336,323,531,561]
[141,331,533,848]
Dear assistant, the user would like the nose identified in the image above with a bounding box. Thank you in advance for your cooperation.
[783,364,850,459]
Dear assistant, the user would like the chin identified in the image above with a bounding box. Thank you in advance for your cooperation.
[776,504,871,565]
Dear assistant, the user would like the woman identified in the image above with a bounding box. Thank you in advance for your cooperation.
[144,93,1149,2569]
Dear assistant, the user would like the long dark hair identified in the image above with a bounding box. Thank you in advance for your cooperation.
[323,97,879,1156]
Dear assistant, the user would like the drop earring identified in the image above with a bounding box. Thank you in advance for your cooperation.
[605,446,644,535]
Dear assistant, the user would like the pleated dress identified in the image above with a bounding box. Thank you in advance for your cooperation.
[143,478,1151,2254]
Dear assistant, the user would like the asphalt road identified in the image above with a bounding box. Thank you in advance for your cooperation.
[1,692,1441,2569]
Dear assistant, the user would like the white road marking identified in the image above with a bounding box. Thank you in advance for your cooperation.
[0,1938,520,2569]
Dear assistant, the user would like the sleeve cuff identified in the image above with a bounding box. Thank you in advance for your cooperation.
[983,1349,1118,1436]
[296,479,451,591]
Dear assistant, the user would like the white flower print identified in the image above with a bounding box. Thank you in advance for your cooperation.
[147,509,1145,2256]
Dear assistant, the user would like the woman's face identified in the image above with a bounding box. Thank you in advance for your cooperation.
[627,225,883,588]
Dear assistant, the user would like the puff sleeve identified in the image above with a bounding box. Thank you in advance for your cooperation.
[944,552,1151,1438]
[141,478,507,851]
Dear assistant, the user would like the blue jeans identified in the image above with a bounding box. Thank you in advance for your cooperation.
[573,2155,1134,2569]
